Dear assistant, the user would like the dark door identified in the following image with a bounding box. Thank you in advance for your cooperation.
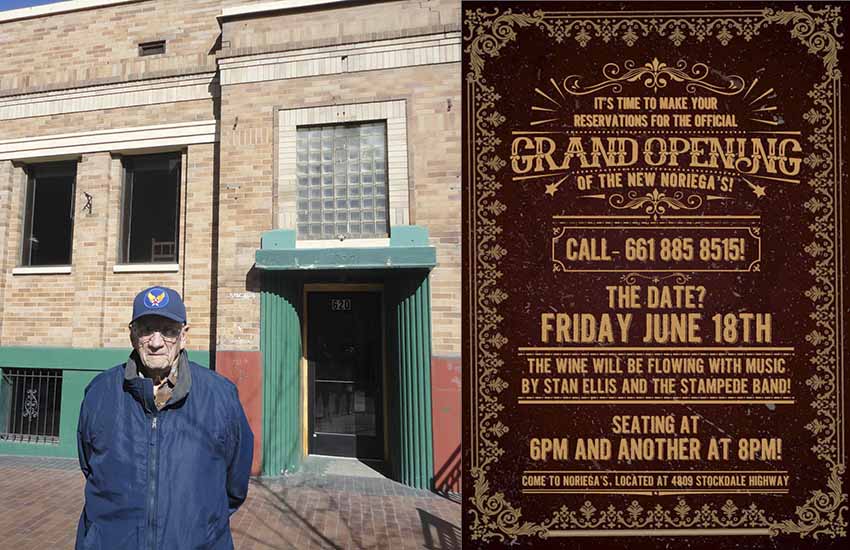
[308,291,383,459]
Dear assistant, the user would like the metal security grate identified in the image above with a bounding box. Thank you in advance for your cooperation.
[0,368,62,444]
[296,121,389,240]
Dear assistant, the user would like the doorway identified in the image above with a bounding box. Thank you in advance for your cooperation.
[306,290,384,459]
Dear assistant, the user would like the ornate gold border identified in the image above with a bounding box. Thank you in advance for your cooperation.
[466,5,847,542]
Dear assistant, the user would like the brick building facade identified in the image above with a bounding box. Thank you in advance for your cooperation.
[0,0,460,494]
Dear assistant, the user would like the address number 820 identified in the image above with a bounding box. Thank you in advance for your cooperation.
[623,237,746,262]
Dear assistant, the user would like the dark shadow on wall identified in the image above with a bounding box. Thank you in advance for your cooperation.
[245,265,262,293]
[432,444,461,502]
[418,508,461,550]
[208,33,222,56]
[208,78,221,371]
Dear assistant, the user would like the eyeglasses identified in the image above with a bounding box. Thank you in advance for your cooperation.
[131,321,183,342]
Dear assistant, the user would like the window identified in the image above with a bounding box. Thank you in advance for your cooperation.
[296,121,388,240]
[21,161,76,266]
[121,153,181,263]
[139,40,166,56]
[0,368,62,445]
[279,101,409,235]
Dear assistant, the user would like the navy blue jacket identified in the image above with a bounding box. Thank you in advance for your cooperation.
[76,352,253,550]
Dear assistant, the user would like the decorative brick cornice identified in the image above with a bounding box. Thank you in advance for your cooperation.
[0,72,218,121]
[0,64,219,100]
[0,120,217,161]
[217,23,461,60]
[220,30,460,86]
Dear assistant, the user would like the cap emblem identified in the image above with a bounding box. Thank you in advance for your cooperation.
[144,289,169,309]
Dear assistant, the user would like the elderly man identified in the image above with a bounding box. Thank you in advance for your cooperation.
[75,286,253,550]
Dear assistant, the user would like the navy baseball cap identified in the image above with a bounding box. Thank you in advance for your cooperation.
[131,286,187,324]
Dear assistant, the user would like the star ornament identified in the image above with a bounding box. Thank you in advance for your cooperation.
[544,174,570,197]
[742,177,767,199]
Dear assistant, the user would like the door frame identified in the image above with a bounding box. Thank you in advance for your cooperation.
[302,283,388,462]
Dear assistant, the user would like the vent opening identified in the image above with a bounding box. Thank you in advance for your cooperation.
[139,40,166,56]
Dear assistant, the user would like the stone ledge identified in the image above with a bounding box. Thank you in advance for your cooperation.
[217,23,461,61]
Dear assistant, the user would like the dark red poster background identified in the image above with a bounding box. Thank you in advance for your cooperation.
[462,2,849,548]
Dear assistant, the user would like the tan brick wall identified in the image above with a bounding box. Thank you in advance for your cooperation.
[221,0,460,53]
[0,159,75,346]
[0,160,14,341]
[0,0,461,357]
[216,61,461,355]
[0,0,224,351]
[0,0,270,95]
[0,143,215,350]
[98,143,216,350]
[70,153,113,348]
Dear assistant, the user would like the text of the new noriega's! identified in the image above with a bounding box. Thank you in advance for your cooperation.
[510,136,803,176]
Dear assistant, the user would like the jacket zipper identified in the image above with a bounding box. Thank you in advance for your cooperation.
[148,413,159,550]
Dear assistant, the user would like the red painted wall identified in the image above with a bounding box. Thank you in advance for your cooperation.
[431,356,461,494]
[216,351,263,476]
[216,349,459,488]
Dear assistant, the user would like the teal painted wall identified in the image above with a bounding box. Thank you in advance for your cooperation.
[0,347,210,458]
[260,273,303,476]
[0,347,210,370]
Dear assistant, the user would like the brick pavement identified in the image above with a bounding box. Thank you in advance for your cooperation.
[0,455,461,550]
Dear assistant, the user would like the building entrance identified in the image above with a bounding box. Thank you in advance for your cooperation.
[307,291,383,459]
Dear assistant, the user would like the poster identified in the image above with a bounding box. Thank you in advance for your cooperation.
[462,2,848,547]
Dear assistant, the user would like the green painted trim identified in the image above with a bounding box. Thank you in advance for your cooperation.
[0,441,75,458]
[0,349,211,458]
[0,346,211,370]
[0,369,98,458]
[260,225,430,250]
[261,229,296,250]
[393,275,435,490]
[260,273,302,476]
[389,225,430,247]
[256,225,436,270]
[255,246,436,270]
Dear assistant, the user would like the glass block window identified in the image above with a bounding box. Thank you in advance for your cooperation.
[296,121,388,240]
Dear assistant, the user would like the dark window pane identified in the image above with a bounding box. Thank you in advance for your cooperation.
[23,162,76,266]
[122,153,181,263]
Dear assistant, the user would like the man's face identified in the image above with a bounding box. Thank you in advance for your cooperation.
[130,315,188,371]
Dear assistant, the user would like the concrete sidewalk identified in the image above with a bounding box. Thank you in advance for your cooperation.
[0,455,461,549]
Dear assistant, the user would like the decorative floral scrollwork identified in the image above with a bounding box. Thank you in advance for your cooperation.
[469,469,552,541]
[22,389,38,419]
[770,462,847,539]
[465,9,550,81]
[565,58,745,95]
[467,4,847,540]
[620,272,692,285]
[549,497,771,530]
[762,6,843,74]
[608,189,703,219]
